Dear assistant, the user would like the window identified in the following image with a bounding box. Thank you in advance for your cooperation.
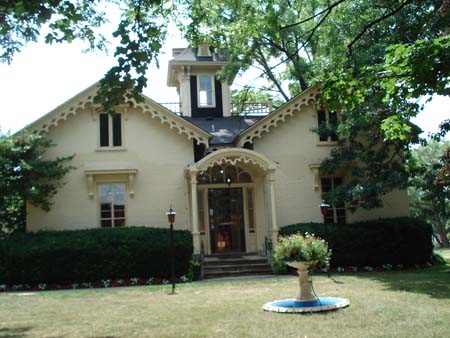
[321,177,346,224]
[197,165,253,185]
[317,110,338,142]
[98,183,126,227]
[99,113,122,147]
[198,75,215,107]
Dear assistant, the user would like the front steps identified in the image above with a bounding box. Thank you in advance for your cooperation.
[202,253,273,279]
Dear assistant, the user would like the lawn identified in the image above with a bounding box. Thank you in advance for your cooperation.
[1,262,449,338]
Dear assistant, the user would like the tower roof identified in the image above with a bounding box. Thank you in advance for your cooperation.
[167,46,228,87]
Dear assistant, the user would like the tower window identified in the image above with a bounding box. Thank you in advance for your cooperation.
[198,75,215,107]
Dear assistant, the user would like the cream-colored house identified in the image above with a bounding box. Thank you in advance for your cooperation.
[26,45,409,256]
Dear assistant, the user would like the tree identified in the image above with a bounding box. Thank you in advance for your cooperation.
[183,0,449,209]
[409,140,450,247]
[1,0,449,210]
[0,132,73,235]
[0,1,168,113]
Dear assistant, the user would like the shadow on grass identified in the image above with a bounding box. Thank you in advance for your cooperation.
[0,326,33,338]
[352,264,450,299]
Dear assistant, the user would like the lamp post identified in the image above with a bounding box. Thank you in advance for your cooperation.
[166,206,176,294]
[320,201,331,277]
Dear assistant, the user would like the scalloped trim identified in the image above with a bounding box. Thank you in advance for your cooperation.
[32,95,96,134]
[237,86,321,147]
[31,93,210,147]
[190,148,277,175]
[199,155,269,173]
[132,100,209,147]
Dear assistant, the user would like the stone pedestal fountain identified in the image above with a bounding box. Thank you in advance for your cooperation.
[263,261,349,313]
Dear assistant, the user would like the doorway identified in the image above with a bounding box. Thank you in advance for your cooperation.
[208,188,246,253]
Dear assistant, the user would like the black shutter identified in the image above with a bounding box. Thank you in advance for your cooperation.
[112,114,122,146]
[99,113,109,147]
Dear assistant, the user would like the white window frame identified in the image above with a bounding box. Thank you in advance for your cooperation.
[320,176,346,224]
[197,75,216,108]
[98,182,127,228]
[316,109,339,145]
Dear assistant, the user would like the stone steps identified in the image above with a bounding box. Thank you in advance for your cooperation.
[203,253,273,279]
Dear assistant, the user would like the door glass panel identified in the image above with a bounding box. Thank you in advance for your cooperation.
[208,188,245,253]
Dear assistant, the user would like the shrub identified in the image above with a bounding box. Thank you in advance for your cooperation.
[0,227,193,284]
[279,217,433,267]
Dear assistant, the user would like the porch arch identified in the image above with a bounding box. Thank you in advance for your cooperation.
[189,148,277,174]
[186,148,279,255]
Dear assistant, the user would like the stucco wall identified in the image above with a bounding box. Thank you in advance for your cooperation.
[27,106,194,231]
[252,104,410,228]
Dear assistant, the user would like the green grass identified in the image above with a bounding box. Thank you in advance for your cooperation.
[1,262,450,338]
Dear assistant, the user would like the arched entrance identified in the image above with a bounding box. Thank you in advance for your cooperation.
[186,148,278,255]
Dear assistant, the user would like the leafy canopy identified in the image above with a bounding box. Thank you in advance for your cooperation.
[1,0,449,210]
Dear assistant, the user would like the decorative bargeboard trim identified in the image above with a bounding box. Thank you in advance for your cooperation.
[27,84,211,147]
[236,84,321,147]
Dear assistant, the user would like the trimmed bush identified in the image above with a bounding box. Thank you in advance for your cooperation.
[279,217,433,267]
[0,227,193,284]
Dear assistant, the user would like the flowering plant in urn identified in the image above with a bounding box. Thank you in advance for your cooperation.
[274,233,331,268]
[274,233,331,302]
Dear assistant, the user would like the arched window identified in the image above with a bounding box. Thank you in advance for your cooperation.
[197,165,253,184]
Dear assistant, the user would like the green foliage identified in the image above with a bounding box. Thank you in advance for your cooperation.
[279,218,433,267]
[409,140,450,247]
[274,233,331,268]
[0,132,73,236]
[0,1,107,64]
[430,252,447,265]
[187,259,201,281]
[0,227,193,284]
[2,1,449,211]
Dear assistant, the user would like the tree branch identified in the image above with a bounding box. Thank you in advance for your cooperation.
[347,0,414,56]
[281,0,348,30]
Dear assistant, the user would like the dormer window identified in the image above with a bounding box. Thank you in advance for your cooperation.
[99,113,122,147]
[198,75,215,107]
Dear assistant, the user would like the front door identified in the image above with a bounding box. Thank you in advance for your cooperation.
[208,188,246,253]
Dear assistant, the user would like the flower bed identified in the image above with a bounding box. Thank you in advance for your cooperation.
[0,275,192,292]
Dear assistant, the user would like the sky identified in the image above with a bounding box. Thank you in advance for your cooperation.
[0,17,449,137]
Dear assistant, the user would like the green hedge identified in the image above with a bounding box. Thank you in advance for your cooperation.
[279,217,433,267]
[0,227,193,284]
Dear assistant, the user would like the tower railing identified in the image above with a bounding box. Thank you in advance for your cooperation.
[159,100,274,116]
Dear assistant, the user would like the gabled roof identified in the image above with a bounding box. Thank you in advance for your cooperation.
[235,84,322,147]
[24,83,212,147]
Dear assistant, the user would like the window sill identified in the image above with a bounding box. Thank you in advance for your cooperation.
[316,141,338,147]
[95,147,127,152]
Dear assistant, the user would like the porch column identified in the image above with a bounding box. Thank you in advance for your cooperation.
[189,169,201,254]
[267,170,279,247]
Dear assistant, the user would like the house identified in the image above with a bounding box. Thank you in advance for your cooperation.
[25,44,409,256]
